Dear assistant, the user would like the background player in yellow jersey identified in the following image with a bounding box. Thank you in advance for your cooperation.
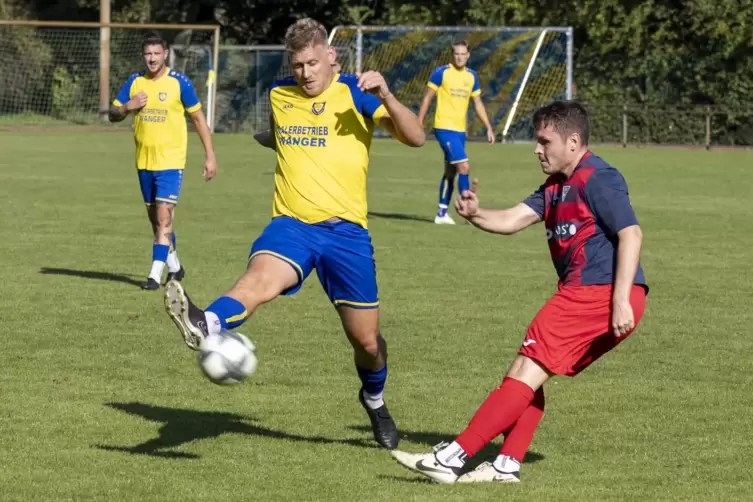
[163,19,425,449]
[417,40,495,224]
[109,32,217,290]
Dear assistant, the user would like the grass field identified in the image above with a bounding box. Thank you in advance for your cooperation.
[1,131,752,501]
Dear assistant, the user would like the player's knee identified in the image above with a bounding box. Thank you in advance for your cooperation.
[359,336,380,358]
[456,161,470,174]
[351,329,382,358]
[156,205,174,228]
[506,355,551,390]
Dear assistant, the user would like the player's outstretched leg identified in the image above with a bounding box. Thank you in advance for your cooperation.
[164,254,299,350]
[455,387,545,483]
[391,355,549,483]
[339,307,398,449]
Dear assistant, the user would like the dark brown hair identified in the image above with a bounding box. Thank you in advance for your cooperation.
[142,31,167,51]
[533,100,590,145]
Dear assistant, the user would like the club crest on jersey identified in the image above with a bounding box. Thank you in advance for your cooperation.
[158,92,167,102]
[312,102,326,115]
[562,185,571,200]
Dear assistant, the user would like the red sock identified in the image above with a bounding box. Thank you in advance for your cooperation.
[456,377,535,457]
[500,387,545,462]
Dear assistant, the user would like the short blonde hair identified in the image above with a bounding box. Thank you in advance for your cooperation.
[284,18,328,54]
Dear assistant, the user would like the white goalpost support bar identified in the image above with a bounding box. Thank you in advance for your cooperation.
[502,29,548,141]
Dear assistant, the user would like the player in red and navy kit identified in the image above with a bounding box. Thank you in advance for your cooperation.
[391,100,648,484]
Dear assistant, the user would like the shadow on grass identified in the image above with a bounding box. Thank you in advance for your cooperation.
[96,402,378,459]
[367,211,435,224]
[40,267,143,287]
[97,402,546,468]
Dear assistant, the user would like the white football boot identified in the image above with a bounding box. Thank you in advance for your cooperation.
[434,213,456,225]
[456,461,521,483]
[390,441,462,484]
[164,280,208,350]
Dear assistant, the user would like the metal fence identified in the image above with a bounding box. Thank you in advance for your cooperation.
[3,33,752,147]
[582,103,753,148]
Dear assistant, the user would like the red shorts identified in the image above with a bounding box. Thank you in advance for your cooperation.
[519,284,647,376]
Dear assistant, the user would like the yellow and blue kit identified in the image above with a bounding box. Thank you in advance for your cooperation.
[113,68,201,205]
[250,73,388,308]
[427,64,480,164]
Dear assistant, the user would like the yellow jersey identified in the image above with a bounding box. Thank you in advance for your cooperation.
[268,73,386,229]
[427,65,481,132]
[113,68,201,171]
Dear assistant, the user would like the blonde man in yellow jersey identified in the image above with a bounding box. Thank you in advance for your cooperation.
[163,19,425,450]
[109,32,217,290]
[417,40,495,224]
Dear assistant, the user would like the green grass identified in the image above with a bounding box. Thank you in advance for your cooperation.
[0,131,751,501]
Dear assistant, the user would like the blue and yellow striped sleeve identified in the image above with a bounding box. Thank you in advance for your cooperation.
[176,72,201,113]
[360,92,387,125]
[339,74,387,125]
[470,70,481,97]
[112,73,138,107]
[427,66,444,91]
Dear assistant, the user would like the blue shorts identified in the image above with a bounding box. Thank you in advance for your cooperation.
[250,216,378,309]
[137,169,183,205]
[434,128,468,164]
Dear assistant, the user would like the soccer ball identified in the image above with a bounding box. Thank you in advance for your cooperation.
[198,330,258,385]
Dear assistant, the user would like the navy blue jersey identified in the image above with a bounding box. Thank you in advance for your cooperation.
[523,152,647,288]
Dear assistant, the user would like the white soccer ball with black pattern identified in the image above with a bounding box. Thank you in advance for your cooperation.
[198,330,257,385]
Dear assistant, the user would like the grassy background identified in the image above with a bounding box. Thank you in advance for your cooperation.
[0,131,751,501]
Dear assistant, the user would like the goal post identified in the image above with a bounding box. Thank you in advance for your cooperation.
[328,25,573,142]
[0,20,220,131]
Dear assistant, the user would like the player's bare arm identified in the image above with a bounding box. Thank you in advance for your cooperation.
[189,109,217,181]
[108,91,147,122]
[357,70,425,147]
[416,87,436,125]
[455,180,541,234]
[611,224,643,337]
[472,94,495,144]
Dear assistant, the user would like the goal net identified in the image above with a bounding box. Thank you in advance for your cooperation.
[169,44,291,133]
[0,21,219,129]
[328,25,573,141]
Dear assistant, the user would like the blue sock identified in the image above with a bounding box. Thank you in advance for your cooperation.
[206,296,248,330]
[357,363,387,396]
[170,232,177,252]
[438,176,454,216]
[458,173,470,194]
[152,244,169,263]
